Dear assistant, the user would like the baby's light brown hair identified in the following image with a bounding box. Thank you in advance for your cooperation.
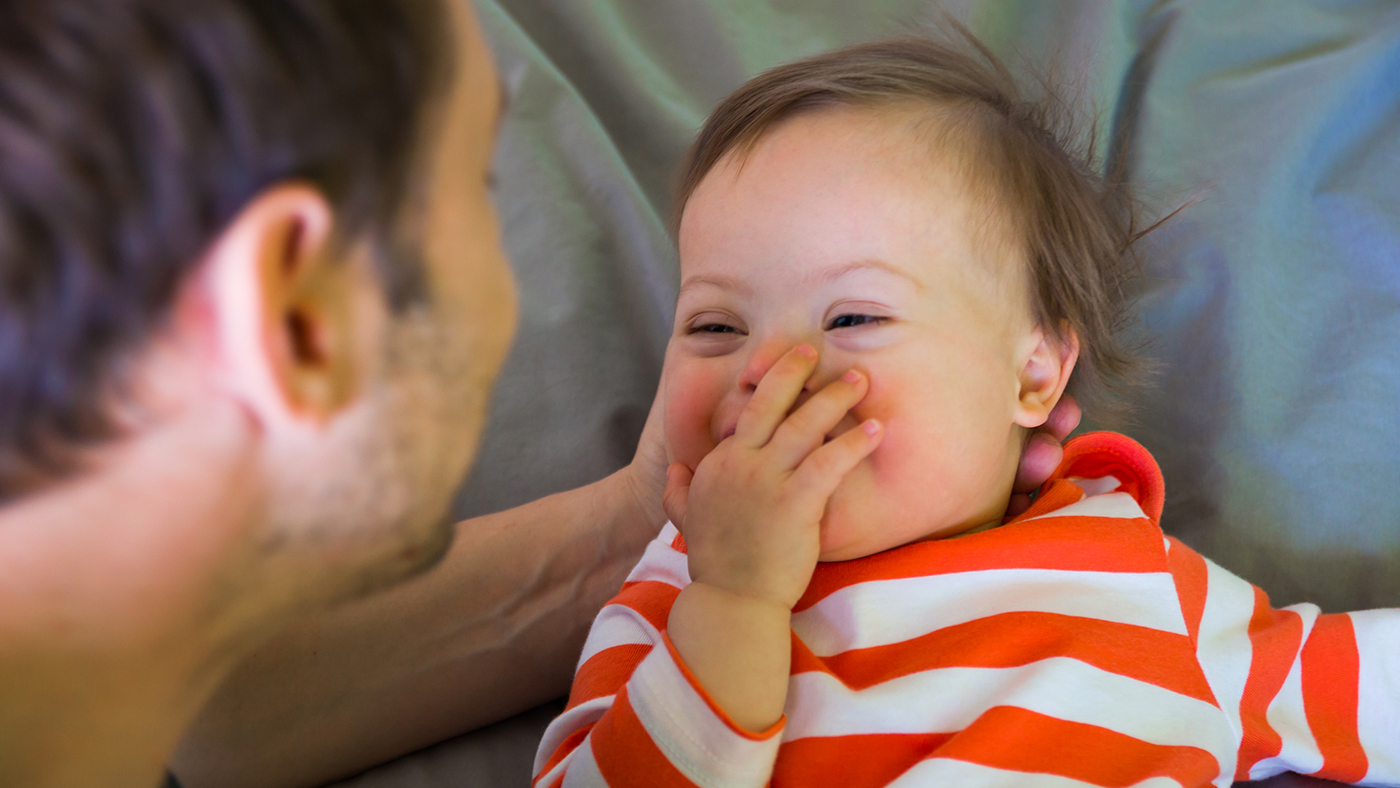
[675,31,1161,416]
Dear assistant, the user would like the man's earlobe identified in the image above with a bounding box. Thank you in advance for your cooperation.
[195,182,371,428]
[1012,326,1080,429]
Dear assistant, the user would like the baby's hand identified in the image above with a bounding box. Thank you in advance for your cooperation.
[662,345,882,611]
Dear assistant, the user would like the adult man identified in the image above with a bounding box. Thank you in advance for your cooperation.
[0,1,1075,786]
[0,0,516,785]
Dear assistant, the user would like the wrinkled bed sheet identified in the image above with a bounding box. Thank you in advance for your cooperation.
[329,1,1400,786]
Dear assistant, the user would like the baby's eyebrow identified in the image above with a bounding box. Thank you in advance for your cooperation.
[678,273,753,297]
[811,259,925,292]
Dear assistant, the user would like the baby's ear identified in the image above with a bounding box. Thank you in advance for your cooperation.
[1013,324,1079,429]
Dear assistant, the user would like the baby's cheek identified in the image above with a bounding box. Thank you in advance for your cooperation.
[662,365,725,468]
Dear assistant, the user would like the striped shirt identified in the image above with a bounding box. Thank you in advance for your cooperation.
[534,432,1400,787]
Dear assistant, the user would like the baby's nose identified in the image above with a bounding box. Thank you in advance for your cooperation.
[738,339,812,392]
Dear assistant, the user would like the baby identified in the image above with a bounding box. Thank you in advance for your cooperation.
[533,35,1399,788]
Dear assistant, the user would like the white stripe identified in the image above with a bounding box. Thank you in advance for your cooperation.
[559,737,607,788]
[784,657,1234,774]
[628,643,780,788]
[657,521,680,543]
[534,695,614,779]
[1019,491,1146,523]
[1068,474,1122,497]
[576,523,687,667]
[1352,609,1400,784]
[1192,554,1257,782]
[887,754,1185,788]
[1251,604,1322,779]
[576,602,660,668]
[792,568,1187,656]
[623,525,690,587]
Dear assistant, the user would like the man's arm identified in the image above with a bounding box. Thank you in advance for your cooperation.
[170,391,1076,788]
[171,388,670,788]
[171,464,663,788]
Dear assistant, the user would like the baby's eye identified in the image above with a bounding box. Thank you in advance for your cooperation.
[691,323,741,334]
[827,314,884,330]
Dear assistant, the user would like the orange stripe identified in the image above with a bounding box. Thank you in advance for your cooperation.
[797,513,1166,612]
[1055,432,1166,523]
[938,706,1220,787]
[533,726,591,787]
[1166,537,1209,644]
[610,580,681,633]
[793,611,1215,704]
[590,684,700,788]
[1008,477,1085,522]
[773,733,954,788]
[1302,614,1368,782]
[568,643,653,710]
[671,532,687,553]
[1235,587,1303,780]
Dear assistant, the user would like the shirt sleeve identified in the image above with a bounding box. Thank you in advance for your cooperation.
[1167,536,1400,785]
[531,524,785,788]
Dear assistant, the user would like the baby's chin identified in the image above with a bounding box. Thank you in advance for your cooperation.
[816,482,992,562]
[814,492,907,562]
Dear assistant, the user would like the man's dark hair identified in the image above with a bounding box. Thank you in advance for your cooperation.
[0,0,453,500]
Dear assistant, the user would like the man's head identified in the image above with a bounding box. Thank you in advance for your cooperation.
[0,0,516,608]
[665,35,1144,557]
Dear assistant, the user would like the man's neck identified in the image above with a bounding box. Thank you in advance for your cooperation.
[0,399,269,788]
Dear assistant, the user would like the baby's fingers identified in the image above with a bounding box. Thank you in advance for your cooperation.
[767,370,868,469]
[733,345,818,448]
[791,418,883,500]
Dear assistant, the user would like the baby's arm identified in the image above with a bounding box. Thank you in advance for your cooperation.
[665,345,880,731]
[1168,538,1400,785]
[532,347,878,788]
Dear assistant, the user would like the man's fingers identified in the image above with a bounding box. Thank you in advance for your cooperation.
[792,418,882,499]
[1010,396,1079,497]
[733,345,818,448]
[767,369,868,468]
[1006,492,1032,519]
[662,464,693,528]
[627,370,671,527]
[1044,395,1081,442]
[1012,432,1064,494]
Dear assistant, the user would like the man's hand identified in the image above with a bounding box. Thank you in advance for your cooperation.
[621,365,670,531]
[1007,395,1081,518]
[662,345,882,611]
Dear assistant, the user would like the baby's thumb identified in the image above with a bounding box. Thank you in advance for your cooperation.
[662,463,693,527]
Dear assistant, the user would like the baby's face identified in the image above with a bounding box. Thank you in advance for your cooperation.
[667,107,1060,561]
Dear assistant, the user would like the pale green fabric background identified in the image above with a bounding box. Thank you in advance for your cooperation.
[335,1,1400,785]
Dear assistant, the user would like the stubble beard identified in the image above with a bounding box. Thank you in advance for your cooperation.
[261,303,494,608]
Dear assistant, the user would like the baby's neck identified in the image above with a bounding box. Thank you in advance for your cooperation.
[953,517,1005,538]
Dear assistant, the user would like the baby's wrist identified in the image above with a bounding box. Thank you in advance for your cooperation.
[686,575,799,614]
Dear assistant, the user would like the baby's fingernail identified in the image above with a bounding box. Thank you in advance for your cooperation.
[862,419,881,436]
[843,370,863,384]
[796,344,817,359]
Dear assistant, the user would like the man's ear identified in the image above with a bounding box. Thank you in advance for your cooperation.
[195,182,370,428]
[1012,324,1080,429]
